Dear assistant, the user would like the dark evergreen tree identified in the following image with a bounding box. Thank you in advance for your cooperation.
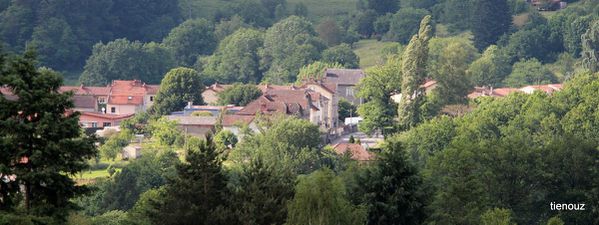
[149,136,228,225]
[229,159,295,225]
[581,20,599,73]
[366,0,399,15]
[470,0,511,50]
[0,49,96,222]
[357,139,427,225]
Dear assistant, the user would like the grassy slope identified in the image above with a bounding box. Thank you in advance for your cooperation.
[353,39,399,68]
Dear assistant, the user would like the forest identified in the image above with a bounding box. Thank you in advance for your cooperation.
[1,0,599,224]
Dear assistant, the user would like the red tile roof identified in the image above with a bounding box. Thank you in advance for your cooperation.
[108,80,155,105]
[222,115,255,126]
[467,84,563,99]
[332,143,373,161]
[73,95,97,109]
[60,85,110,96]
[81,112,135,120]
[237,90,314,116]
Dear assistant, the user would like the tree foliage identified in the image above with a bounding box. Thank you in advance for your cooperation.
[287,168,366,225]
[581,20,599,72]
[503,58,556,87]
[470,0,511,50]
[216,83,262,106]
[79,39,175,86]
[0,50,96,222]
[468,45,511,87]
[321,44,360,68]
[152,67,204,115]
[203,28,264,84]
[387,8,430,44]
[163,19,216,66]
[296,61,343,83]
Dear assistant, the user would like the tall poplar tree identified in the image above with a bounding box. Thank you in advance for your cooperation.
[581,20,599,73]
[0,49,96,222]
[397,15,432,130]
[470,0,511,50]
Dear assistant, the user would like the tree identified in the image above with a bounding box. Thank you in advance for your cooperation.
[163,19,217,66]
[29,18,80,71]
[293,3,309,17]
[150,136,228,225]
[366,0,399,15]
[216,83,262,106]
[503,58,556,87]
[441,0,473,32]
[286,168,366,225]
[387,8,430,44]
[316,18,343,46]
[480,208,516,225]
[203,28,264,84]
[321,44,360,68]
[214,129,238,153]
[152,67,204,115]
[430,39,477,105]
[468,45,511,87]
[228,159,295,225]
[356,138,427,225]
[350,10,378,37]
[214,15,249,41]
[581,20,599,72]
[296,61,343,84]
[503,25,557,63]
[79,39,175,86]
[109,0,181,42]
[356,56,402,135]
[546,216,564,225]
[0,50,96,222]
[91,210,128,225]
[397,15,432,130]
[470,0,511,50]
[338,98,358,121]
[399,116,455,168]
[259,16,324,84]
[99,131,133,161]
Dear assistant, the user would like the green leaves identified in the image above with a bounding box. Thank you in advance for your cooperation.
[163,19,216,67]
[152,67,204,115]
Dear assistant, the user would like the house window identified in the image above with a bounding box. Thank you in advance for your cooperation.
[111,107,116,113]
[345,87,354,97]
[91,122,98,128]
[103,122,111,127]
[150,96,154,102]
[98,97,106,104]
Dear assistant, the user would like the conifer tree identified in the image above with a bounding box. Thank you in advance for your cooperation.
[149,136,227,225]
[0,49,96,222]
[470,0,511,50]
[397,15,432,130]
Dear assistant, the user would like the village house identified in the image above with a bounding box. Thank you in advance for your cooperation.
[105,80,159,115]
[332,143,374,161]
[319,68,366,105]
[222,114,259,137]
[165,115,217,138]
[79,111,135,129]
[467,84,563,99]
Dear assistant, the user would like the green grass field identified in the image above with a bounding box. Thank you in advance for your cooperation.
[353,39,400,68]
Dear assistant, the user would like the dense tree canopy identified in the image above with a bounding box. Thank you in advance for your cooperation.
[470,0,511,50]
[503,58,556,87]
[321,44,360,68]
[203,28,264,84]
[259,16,325,84]
[163,19,216,66]
[387,8,430,44]
[152,67,204,115]
[79,39,175,85]
[0,50,96,222]
[581,20,599,72]
[468,45,511,87]
[216,83,262,106]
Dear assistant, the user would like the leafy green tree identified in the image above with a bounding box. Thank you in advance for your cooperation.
[216,83,262,106]
[79,39,175,86]
[214,129,238,152]
[470,0,511,50]
[29,18,80,71]
[581,20,599,72]
[101,151,178,212]
[546,216,564,225]
[563,15,595,56]
[430,40,477,105]
[91,210,127,225]
[480,208,516,225]
[203,28,264,84]
[214,15,249,41]
[321,44,359,68]
[0,2,36,51]
[287,168,366,225]
[0,50,96,222]
[349,10,378,37]
[441,0,473,32]
[228,159,295,225]
[356,137,427,225]
[259,16,324,84]
[163,19,216,66]
[150,137,228,225]
[293,3,308,17]
[126,187,166,225]
[109,0,181,42]
[316,18,344,46]
[503,25,557,63]
[503,58,556,87]
[398,15,432,130]
[366,0,399,15]
[399,116,455,168]
[296,61,343,83]
[468,45,511,87]
[147,117,186,147]
[99,131,133,161]
[356,56,402,135]
[387,8,430,44]
[152,67,204,115]
[338,98,357,121]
